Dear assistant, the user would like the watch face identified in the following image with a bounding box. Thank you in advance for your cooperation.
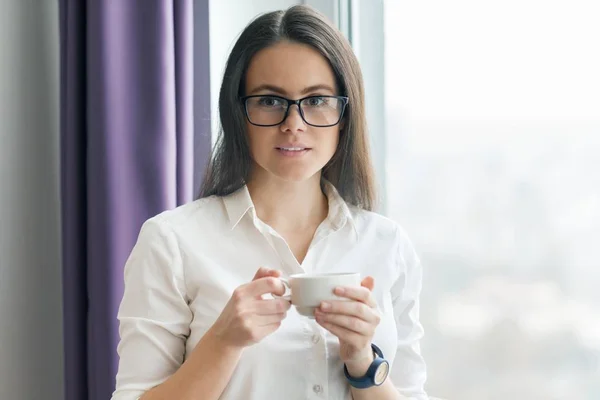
[374,361,390,385]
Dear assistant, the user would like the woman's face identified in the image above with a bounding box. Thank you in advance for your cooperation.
[243,41,342,183]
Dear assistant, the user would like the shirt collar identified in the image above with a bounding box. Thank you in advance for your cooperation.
[222,181,358,237]
[223,185,256,230]
[321,180,358,237]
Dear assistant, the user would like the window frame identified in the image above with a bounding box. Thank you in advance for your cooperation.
[337,0,388,213]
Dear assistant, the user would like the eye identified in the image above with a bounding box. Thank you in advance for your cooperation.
[304,96,329,107]
[257,96,284,107]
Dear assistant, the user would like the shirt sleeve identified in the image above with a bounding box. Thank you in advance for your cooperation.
[389,226,429,399]
[112,218,193,400]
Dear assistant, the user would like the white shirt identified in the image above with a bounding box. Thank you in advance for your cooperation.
[112,182,428,400]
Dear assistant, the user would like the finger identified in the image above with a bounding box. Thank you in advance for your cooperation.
[314,309,371,335]
[333,285,378,308]
[319,300,379,323]
[246,277,286,298]
[266,269,282,278]
[251,298,292,315]
[252,267,281,281]
[253,312,288,327]
[248,269,285,299]
[315,317,364,344]
[252,267,270,280]
[361,276,375,292]
[254,322,284,339]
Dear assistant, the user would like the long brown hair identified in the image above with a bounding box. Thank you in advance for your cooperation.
[199,5,377,211]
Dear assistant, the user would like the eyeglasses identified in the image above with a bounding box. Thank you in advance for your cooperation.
[240,95,349,127]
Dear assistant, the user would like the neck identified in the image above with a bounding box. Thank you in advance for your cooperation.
[246,172,329,233]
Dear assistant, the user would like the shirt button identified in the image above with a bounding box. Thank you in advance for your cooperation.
[312,334,320,344]
[313,384,323,394]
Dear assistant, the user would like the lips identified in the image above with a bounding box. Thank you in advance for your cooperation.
[276,147,308,151]
[275,144,311,151]
[275,145,311,157]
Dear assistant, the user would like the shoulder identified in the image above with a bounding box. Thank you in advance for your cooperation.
[348,206,407,243]
[139,195,227,239]
[349,206,420,267]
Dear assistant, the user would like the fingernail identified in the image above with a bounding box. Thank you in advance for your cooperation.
[321,301,331,310]
[334,287,345,295]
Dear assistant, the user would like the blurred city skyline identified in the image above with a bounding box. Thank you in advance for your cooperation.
[385,0,600,398]
[385,114,600,400]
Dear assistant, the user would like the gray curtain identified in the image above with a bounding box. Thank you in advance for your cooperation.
[59,1,210,398]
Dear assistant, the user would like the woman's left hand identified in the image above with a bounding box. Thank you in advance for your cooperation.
[314,276,381,375]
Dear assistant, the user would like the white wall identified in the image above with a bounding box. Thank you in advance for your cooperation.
[0,1,64,399]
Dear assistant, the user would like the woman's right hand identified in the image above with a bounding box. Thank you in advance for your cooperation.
[208,267,291,349]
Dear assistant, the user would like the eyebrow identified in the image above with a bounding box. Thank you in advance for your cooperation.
[247,84,336,96]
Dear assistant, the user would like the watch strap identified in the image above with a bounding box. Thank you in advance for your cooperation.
[344,344,389,389]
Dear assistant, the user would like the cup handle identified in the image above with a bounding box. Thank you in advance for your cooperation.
[273,277,292,301]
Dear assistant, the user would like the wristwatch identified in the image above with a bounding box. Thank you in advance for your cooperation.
[344,344,390,389]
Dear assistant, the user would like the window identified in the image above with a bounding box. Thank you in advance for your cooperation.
[383,1,600,399]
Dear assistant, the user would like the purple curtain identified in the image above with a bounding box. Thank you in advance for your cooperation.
[59,1,209,399]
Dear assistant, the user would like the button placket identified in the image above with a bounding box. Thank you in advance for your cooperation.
[312,384,323,394]
[312,333,320,344]
[306,321,328,398]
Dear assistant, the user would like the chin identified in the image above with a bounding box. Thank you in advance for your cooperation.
[270,167,322,183]
[273,172,316,182]
[251,158,329,183]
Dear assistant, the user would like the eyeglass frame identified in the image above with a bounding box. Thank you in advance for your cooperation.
[240,94,349,127]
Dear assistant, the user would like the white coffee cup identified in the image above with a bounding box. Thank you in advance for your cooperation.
[277,272,361,318]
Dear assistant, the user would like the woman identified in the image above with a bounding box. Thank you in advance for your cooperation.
[112,5,427,400]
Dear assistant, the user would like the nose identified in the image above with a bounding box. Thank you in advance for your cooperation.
[280,103,306,133]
